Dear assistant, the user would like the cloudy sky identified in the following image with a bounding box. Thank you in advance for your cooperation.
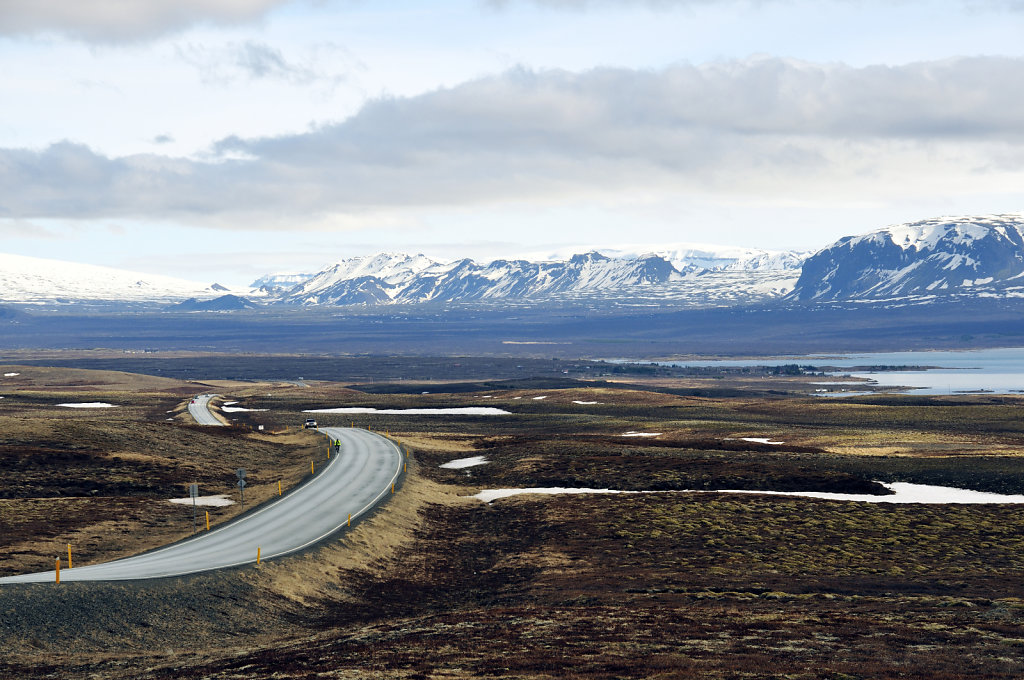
[1,0,1022,285]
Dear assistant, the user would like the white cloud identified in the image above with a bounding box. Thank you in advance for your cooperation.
[1,57,1022,228]
[0,0,295,42]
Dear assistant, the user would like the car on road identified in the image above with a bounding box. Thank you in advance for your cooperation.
[303,418,318,429]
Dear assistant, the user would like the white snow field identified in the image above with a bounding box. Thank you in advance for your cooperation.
[440,456,489,469]
[304,407,511,415]
[622,431,662,437]
[168,494,236,507]
[473,482,1024,505]
[57,402,118,408]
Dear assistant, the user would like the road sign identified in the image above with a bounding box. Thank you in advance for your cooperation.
[236,468,246,479]
[237,478,247,489]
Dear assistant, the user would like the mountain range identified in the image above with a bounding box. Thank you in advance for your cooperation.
[2,214,1023,307]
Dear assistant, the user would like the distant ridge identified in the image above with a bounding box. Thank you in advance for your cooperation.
[7,216,1024,307]
[173,294,258,311]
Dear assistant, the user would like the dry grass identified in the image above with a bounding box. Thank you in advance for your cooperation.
[255,471,469,608]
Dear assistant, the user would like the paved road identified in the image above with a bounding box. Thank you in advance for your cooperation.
[0,426,403,583]
[188,393,224,426]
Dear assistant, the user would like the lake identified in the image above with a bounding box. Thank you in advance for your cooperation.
[624,347,1024,396]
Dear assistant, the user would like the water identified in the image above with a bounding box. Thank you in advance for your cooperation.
[614,347,1024,395]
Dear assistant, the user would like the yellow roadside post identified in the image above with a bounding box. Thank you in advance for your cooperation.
[404,462,407,473]
[278,480,282,496]
[67,544,72,570]
[391,482,395,494]
[347,513,351,526]
[55,558,60,584]
[257,547,261,565]
[311,460,315,475]
[206,511,210,531]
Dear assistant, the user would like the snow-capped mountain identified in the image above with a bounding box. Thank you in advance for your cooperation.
[0,252,231,303]
[792,214,1024,301]
[275,248,804,306]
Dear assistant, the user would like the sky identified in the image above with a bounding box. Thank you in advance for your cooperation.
[1,0,1022,286]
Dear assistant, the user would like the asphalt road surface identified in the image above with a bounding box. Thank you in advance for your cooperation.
[188,393,224,426]
[0,426,403,583]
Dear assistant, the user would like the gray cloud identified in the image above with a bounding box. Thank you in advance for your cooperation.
[1,57,1022,226]
[0,0,294,42]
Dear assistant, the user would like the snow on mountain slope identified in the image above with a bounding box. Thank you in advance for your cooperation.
[791,214,1024,301]
[0,252,230,303]
[527,243,807,274]
[276,247,800,306]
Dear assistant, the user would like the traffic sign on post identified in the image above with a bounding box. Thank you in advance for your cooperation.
[237,469,247,505]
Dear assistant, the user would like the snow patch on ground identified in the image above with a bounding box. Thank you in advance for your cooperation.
[304,407,511,415]
[622,431,662,437]
[168,494,236,507]
[58,402,117,408]
[573,400,602,405]
[222,401,239,406]
[740,437,785,445]
[473,482,1024,504]
[475,488,632,503]
[221,406,268,412]
[440,456,489,469]
[3,372,20,377]
[532,395,548,400]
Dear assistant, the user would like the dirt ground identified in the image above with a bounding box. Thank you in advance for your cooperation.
[2,364,1024,679]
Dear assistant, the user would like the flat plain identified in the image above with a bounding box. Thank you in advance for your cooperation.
[2,361,1024,679]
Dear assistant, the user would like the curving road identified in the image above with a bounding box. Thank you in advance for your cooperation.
[189,393,225,426]
[0,426,403,583]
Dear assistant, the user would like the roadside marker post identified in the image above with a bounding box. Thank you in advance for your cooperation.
[189,483,199,534]
[206,511,210,531]
[348,513,351,526]
[278,480,282,496]
[311,460,315,475]
[55,558,60,584]
[67,544,72,570]
[391,482,394,494]
[257,547,261,565]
